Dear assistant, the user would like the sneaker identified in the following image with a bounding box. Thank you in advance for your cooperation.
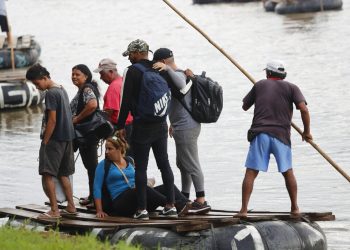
[177,202,191,217]
[133,210,149,220]
[79,197,92,206]
[159,206,178,218]
[188,201,211,215]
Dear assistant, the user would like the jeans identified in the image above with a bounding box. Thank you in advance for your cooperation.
[131,121,175,210]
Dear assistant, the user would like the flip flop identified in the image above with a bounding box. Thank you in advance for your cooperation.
[60,209,78,215]
[38,212,62,220]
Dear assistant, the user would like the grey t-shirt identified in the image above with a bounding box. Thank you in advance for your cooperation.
[167,68,199,131]
[243,79,306,145]
[40,86,75,141]
[0,0,7,16]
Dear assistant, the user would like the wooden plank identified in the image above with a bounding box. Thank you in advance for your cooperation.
[308,214,335,221]
[0,68,27,82]
[0,207,121,229]
[173,222,212,233]
[0,207,119,228]
[211,209,333,217]
[45,201,96,214]
[43,203,207,225]
[30,203,337,223]
[17,204,196,225]
[0,207,59,226]
[2,207,175,230]
[16,204,208,232]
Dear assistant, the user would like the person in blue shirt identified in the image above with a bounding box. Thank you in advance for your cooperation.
[93,134,207,220]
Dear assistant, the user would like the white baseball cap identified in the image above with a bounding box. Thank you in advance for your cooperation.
[265,60,286,74]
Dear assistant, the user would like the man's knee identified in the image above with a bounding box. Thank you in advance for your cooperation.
[282,168,294,178]
[245,168,259,179]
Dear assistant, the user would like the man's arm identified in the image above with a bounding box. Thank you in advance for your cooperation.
[116,68,134,130]
[103,109,115,121]
[297,102,313,141]
[242,86,255,111]
[43,110,56,144]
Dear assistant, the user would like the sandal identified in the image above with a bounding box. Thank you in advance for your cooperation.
[38,212,61,220]
[60,209,78,215]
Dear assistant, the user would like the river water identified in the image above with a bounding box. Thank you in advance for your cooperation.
[1,0,350,248]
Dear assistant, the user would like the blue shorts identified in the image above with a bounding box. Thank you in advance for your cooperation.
[245,133,292,173]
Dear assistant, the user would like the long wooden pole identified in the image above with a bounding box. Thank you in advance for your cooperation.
[320,0,324,11]
[162,0,350,183]
[5,16,15,70]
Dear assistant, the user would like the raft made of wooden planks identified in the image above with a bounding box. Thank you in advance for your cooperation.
[0,203,335,234]
[0,68,27,82]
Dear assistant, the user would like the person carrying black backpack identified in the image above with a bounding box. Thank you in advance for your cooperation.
[116,39,177,220]
[152,48,211,213]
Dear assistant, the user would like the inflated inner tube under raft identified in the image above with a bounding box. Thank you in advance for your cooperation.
[264,0,343,14]
[0,81,44,109]
[0,35,41,69]
[94,221,327,250]
[193,0,259,4]
[0,204,334,250]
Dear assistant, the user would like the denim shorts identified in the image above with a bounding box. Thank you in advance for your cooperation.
[245,133,292,173]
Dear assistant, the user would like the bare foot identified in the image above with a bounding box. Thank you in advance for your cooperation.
[290,208,301,218]
[233,209,248,218]
[233,213,247,219]
[65,205,77,214]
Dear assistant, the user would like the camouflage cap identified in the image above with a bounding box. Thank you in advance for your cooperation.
[122,39,150,57]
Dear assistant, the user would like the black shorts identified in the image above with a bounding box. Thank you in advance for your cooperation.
[0,15,9,32]
[39,140,75,177]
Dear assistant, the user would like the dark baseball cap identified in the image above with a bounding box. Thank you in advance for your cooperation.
[153,48,173,61]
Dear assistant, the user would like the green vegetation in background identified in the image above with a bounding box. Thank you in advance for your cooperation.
[0,225,139,250]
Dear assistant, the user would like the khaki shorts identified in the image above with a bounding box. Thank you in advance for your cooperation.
[39,140,75,177]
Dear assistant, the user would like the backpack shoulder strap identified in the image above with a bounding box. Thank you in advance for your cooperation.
[176,74,196,118]
[125,156,135,167]
[178,97,192,116]
[133,63,147,73]
[103,159,112,184]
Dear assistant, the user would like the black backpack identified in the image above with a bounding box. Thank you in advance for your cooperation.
[101,157,135,215]
[179,72,223,123]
